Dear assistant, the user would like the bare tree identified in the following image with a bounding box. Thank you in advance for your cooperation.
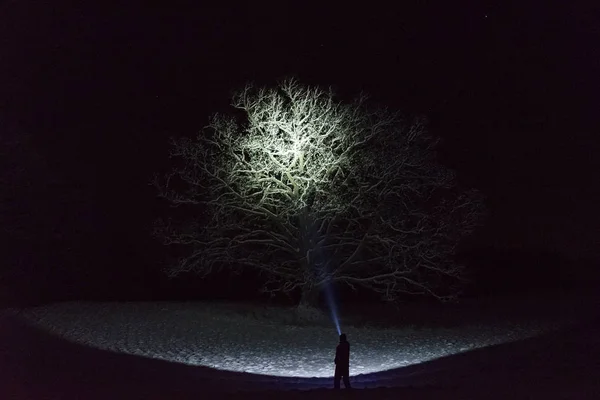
[154,79,485,305]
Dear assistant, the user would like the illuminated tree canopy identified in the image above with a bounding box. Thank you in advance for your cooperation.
[154,79,485,304]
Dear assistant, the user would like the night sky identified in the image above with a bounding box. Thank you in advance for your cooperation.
[1,2,598,304]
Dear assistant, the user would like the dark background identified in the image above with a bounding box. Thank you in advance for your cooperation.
[1,1,598,306]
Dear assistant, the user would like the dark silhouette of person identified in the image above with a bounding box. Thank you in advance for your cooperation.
[334,333,351,389]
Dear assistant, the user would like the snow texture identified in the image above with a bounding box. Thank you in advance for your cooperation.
[21,302,556,379]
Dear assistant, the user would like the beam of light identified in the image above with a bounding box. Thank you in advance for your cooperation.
[323,279,341,335]
[309,216,341,336]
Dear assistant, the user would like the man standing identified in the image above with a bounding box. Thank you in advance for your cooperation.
[334,333,351,389]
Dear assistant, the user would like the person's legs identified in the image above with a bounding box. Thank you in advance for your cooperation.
[343,374,351,389]
[334,366,341,389]
[333,374,341,389]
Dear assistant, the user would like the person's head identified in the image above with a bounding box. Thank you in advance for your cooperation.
[339,333,347,342]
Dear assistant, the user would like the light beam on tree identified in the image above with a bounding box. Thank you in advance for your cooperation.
[154,79,486,305]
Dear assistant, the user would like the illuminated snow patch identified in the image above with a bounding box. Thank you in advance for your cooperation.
[22,302,551,378]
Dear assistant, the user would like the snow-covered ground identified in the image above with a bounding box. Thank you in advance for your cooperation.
[21,301,561,379]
